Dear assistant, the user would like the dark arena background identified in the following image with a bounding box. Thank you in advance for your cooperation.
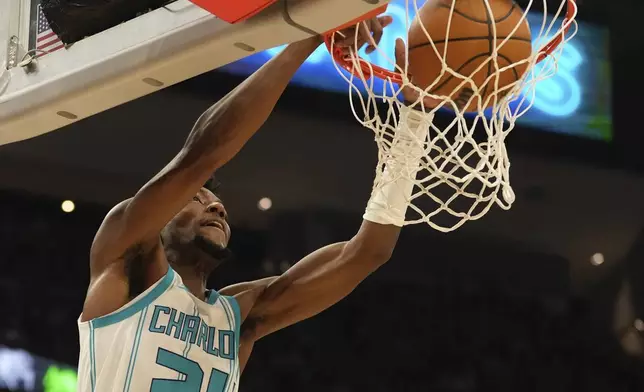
[1,0,644,391]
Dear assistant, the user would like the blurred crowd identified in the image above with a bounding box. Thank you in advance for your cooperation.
[0,189,643,391]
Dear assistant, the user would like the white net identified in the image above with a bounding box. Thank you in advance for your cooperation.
[328,0,578,232]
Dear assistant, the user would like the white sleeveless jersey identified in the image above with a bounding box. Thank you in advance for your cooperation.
[77,268,241,392]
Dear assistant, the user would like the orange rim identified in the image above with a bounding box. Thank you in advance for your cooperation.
[324,0,578,83]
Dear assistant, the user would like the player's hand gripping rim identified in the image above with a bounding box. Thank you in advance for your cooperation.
[334,15,394,55]
[333,16,441,111]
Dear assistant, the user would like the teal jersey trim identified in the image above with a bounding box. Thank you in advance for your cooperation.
[219,299,235,392]
[223,296,241,338]
[207,289,220,305]
[93,268,175,329]
[89,322,97,392]
[123,306,149,392]
[178,304,198,381]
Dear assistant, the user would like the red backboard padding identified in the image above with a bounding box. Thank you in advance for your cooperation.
[188,0,278,24]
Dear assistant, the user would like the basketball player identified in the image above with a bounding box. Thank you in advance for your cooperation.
[77,16,425,392]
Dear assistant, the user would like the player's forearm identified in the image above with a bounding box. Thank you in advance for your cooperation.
[339,109,428,261]
[346,220,400,261]
[242,230,397,340]
[179,37,321,171]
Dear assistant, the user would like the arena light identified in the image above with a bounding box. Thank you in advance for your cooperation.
[258,197,272,211]
[635,319,644,332]
[61,200,75,213]
[590,253,605,266]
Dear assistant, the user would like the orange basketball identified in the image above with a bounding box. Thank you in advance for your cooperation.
[407,0,532,112]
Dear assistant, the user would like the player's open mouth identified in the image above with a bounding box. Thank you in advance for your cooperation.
[202,221,224,231]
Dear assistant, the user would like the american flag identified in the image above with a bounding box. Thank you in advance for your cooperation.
[36,4,64,56]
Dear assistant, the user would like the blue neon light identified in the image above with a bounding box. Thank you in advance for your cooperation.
[528,40,583,116]
[221,0,611,140]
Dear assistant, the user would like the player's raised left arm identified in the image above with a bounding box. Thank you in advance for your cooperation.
[238,220,400,340]
[235,40,425,340]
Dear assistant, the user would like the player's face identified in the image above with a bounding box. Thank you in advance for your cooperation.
[192,188,231,249]
[167,188,231,252]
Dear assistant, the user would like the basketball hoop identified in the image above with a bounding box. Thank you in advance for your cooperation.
[324,0,578,232]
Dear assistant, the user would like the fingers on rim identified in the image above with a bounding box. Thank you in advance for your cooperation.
[394,38,408,69]
[378,15,394,27]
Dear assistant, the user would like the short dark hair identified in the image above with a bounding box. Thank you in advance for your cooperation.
[203,174,221,196]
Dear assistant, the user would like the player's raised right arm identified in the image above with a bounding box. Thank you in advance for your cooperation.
[91,37,322,266]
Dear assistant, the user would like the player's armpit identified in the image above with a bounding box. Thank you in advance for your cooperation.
[240,220,400,340]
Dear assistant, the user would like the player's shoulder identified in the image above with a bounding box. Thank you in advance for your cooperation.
[98,198,134,232]
[81,266,177,329]
[90,198,135,257]
[90,196,165,278]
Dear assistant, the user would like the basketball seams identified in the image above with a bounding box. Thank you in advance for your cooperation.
[435,2,518,24]
[491,3,519,23]
[481,0,494,98]
[422,44,526,108]
[409,36,531,51]
[408,0,532,111]
[428,52,493,94]
[496,53,521,81]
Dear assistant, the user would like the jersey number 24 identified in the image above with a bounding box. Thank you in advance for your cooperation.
[151,348,231,391]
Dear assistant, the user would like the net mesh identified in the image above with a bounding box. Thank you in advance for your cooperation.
[328,0,578,232]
